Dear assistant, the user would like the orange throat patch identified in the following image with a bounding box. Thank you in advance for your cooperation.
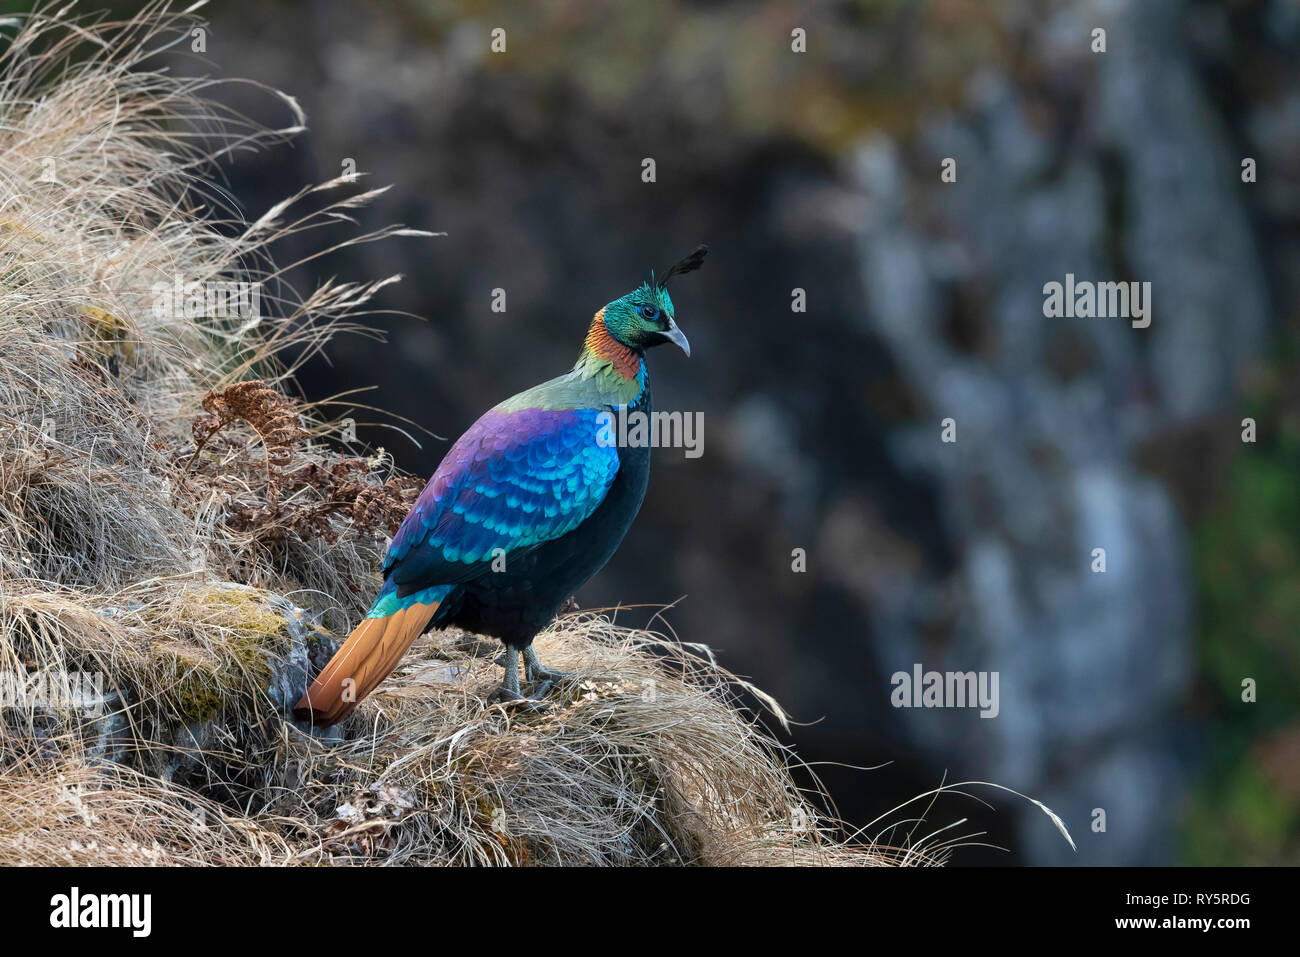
[582,309,641,380]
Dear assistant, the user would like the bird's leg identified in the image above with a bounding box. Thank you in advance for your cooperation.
[490,649,521,700]
[523,645,573,696]
[487,646,550,710]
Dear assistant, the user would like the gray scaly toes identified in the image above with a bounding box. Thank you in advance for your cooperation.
[523,645,574,696]
[487,647,551,710]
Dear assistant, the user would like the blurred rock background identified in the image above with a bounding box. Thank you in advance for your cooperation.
[31,0,1296,863]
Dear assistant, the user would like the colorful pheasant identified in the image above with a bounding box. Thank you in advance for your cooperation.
[294,246,707,725]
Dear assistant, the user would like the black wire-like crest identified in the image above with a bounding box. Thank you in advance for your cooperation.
[656,244,709,289]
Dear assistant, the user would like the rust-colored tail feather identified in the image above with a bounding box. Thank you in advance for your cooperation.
[293,601,440,725]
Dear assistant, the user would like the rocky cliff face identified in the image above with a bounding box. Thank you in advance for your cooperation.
[849,0,1298,862]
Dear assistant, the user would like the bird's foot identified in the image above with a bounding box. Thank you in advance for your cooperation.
[486,682,552,712]
[523,646,574,696]
[486,650,551,711]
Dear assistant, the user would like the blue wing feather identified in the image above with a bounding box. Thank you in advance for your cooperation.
[382,406,619,594]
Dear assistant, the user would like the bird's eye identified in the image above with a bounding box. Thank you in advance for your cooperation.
[639,305,659,320]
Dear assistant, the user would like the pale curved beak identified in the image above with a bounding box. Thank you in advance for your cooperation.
[662,319,691,357]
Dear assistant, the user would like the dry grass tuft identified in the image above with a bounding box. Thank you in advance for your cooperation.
[0,3,1072,867]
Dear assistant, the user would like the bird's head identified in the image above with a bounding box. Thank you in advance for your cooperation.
[599,245,707,357]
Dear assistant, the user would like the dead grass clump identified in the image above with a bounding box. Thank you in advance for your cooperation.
[282,615,885,865]
[185,384,422,546]
[0,756,292,866]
